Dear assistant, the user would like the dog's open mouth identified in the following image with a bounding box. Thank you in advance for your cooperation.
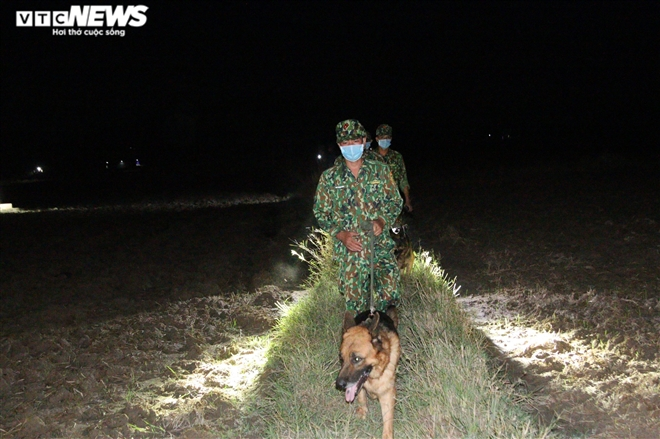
[345,369,370,403]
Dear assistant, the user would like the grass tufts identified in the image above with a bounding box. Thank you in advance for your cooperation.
[243,232,558,438]
[290,228,337,289]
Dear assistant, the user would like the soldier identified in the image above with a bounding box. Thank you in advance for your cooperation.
[333,128,383,166]
[375,124,412,213]
[365,130,374,151]
[314,119,403,315]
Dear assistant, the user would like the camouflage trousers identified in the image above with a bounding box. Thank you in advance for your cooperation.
[338,248,401,315]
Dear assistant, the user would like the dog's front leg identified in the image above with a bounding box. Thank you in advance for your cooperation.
[379,388,396,439]
[356,387,368,419]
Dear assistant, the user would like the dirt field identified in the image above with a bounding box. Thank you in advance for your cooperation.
[1,159,659,438]
[415,159,660,438]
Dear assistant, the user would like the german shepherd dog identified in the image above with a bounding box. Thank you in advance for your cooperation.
[390,224,414,273]
[336,307,400,439]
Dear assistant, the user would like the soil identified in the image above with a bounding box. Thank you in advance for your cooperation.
[414,160,660,438]
[1,159,659,438]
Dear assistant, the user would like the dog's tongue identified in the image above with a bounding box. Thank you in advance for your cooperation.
[345,383,358,403]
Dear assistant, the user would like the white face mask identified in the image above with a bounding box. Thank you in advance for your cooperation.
[378,139,391,149]
[340,144,364,162]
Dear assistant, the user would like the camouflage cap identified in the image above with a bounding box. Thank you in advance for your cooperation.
[376,124,393,137]
[336,119,367,143]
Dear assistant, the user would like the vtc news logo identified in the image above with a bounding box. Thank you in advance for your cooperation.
[16,5,148,27]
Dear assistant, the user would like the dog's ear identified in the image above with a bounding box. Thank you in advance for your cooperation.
[343,311,356,332]
[367,312,381,336]
[386,306,399,329]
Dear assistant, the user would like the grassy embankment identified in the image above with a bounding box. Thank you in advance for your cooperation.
[241,230,557,438]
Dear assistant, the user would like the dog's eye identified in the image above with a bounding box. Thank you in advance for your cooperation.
[352,356,362,364]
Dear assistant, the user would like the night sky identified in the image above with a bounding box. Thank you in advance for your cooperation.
[1,0,658,182]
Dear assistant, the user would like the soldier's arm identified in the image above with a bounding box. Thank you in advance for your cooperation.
[372,217,386,236]
[314,174,363,251]
[379,165,403,229]
[400,155,412,211]
[313,172,342,239]
[398,153,410,192]
[402,186,412,212]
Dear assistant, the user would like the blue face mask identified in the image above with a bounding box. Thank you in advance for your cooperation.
[340,144,364,162]
[378,139,391,149]
[365,141,372,150]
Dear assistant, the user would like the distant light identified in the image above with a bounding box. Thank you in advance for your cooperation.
[136,159,142,166]
[35,166,43,173]
[2,193,292,215]
[317,154,322,160]
[488,134,491,137]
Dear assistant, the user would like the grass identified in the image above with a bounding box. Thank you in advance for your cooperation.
[241,230,557,438]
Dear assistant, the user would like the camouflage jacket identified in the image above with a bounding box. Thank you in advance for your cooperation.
[314,158,403,256]
[381,149,410,192]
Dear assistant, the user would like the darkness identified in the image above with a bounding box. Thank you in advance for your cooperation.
[1,0,658,190]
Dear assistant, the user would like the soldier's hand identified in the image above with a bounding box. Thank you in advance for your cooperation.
[337,231,362,252]
[373,218,386,237]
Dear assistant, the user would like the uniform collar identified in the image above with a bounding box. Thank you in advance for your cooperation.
[339,158,371,179]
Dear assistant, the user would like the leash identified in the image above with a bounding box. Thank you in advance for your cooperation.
[360,220,376,315]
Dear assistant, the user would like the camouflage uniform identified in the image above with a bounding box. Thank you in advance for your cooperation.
[376,124,410,194]
[381,149,409,193]
[314,120,403,314]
